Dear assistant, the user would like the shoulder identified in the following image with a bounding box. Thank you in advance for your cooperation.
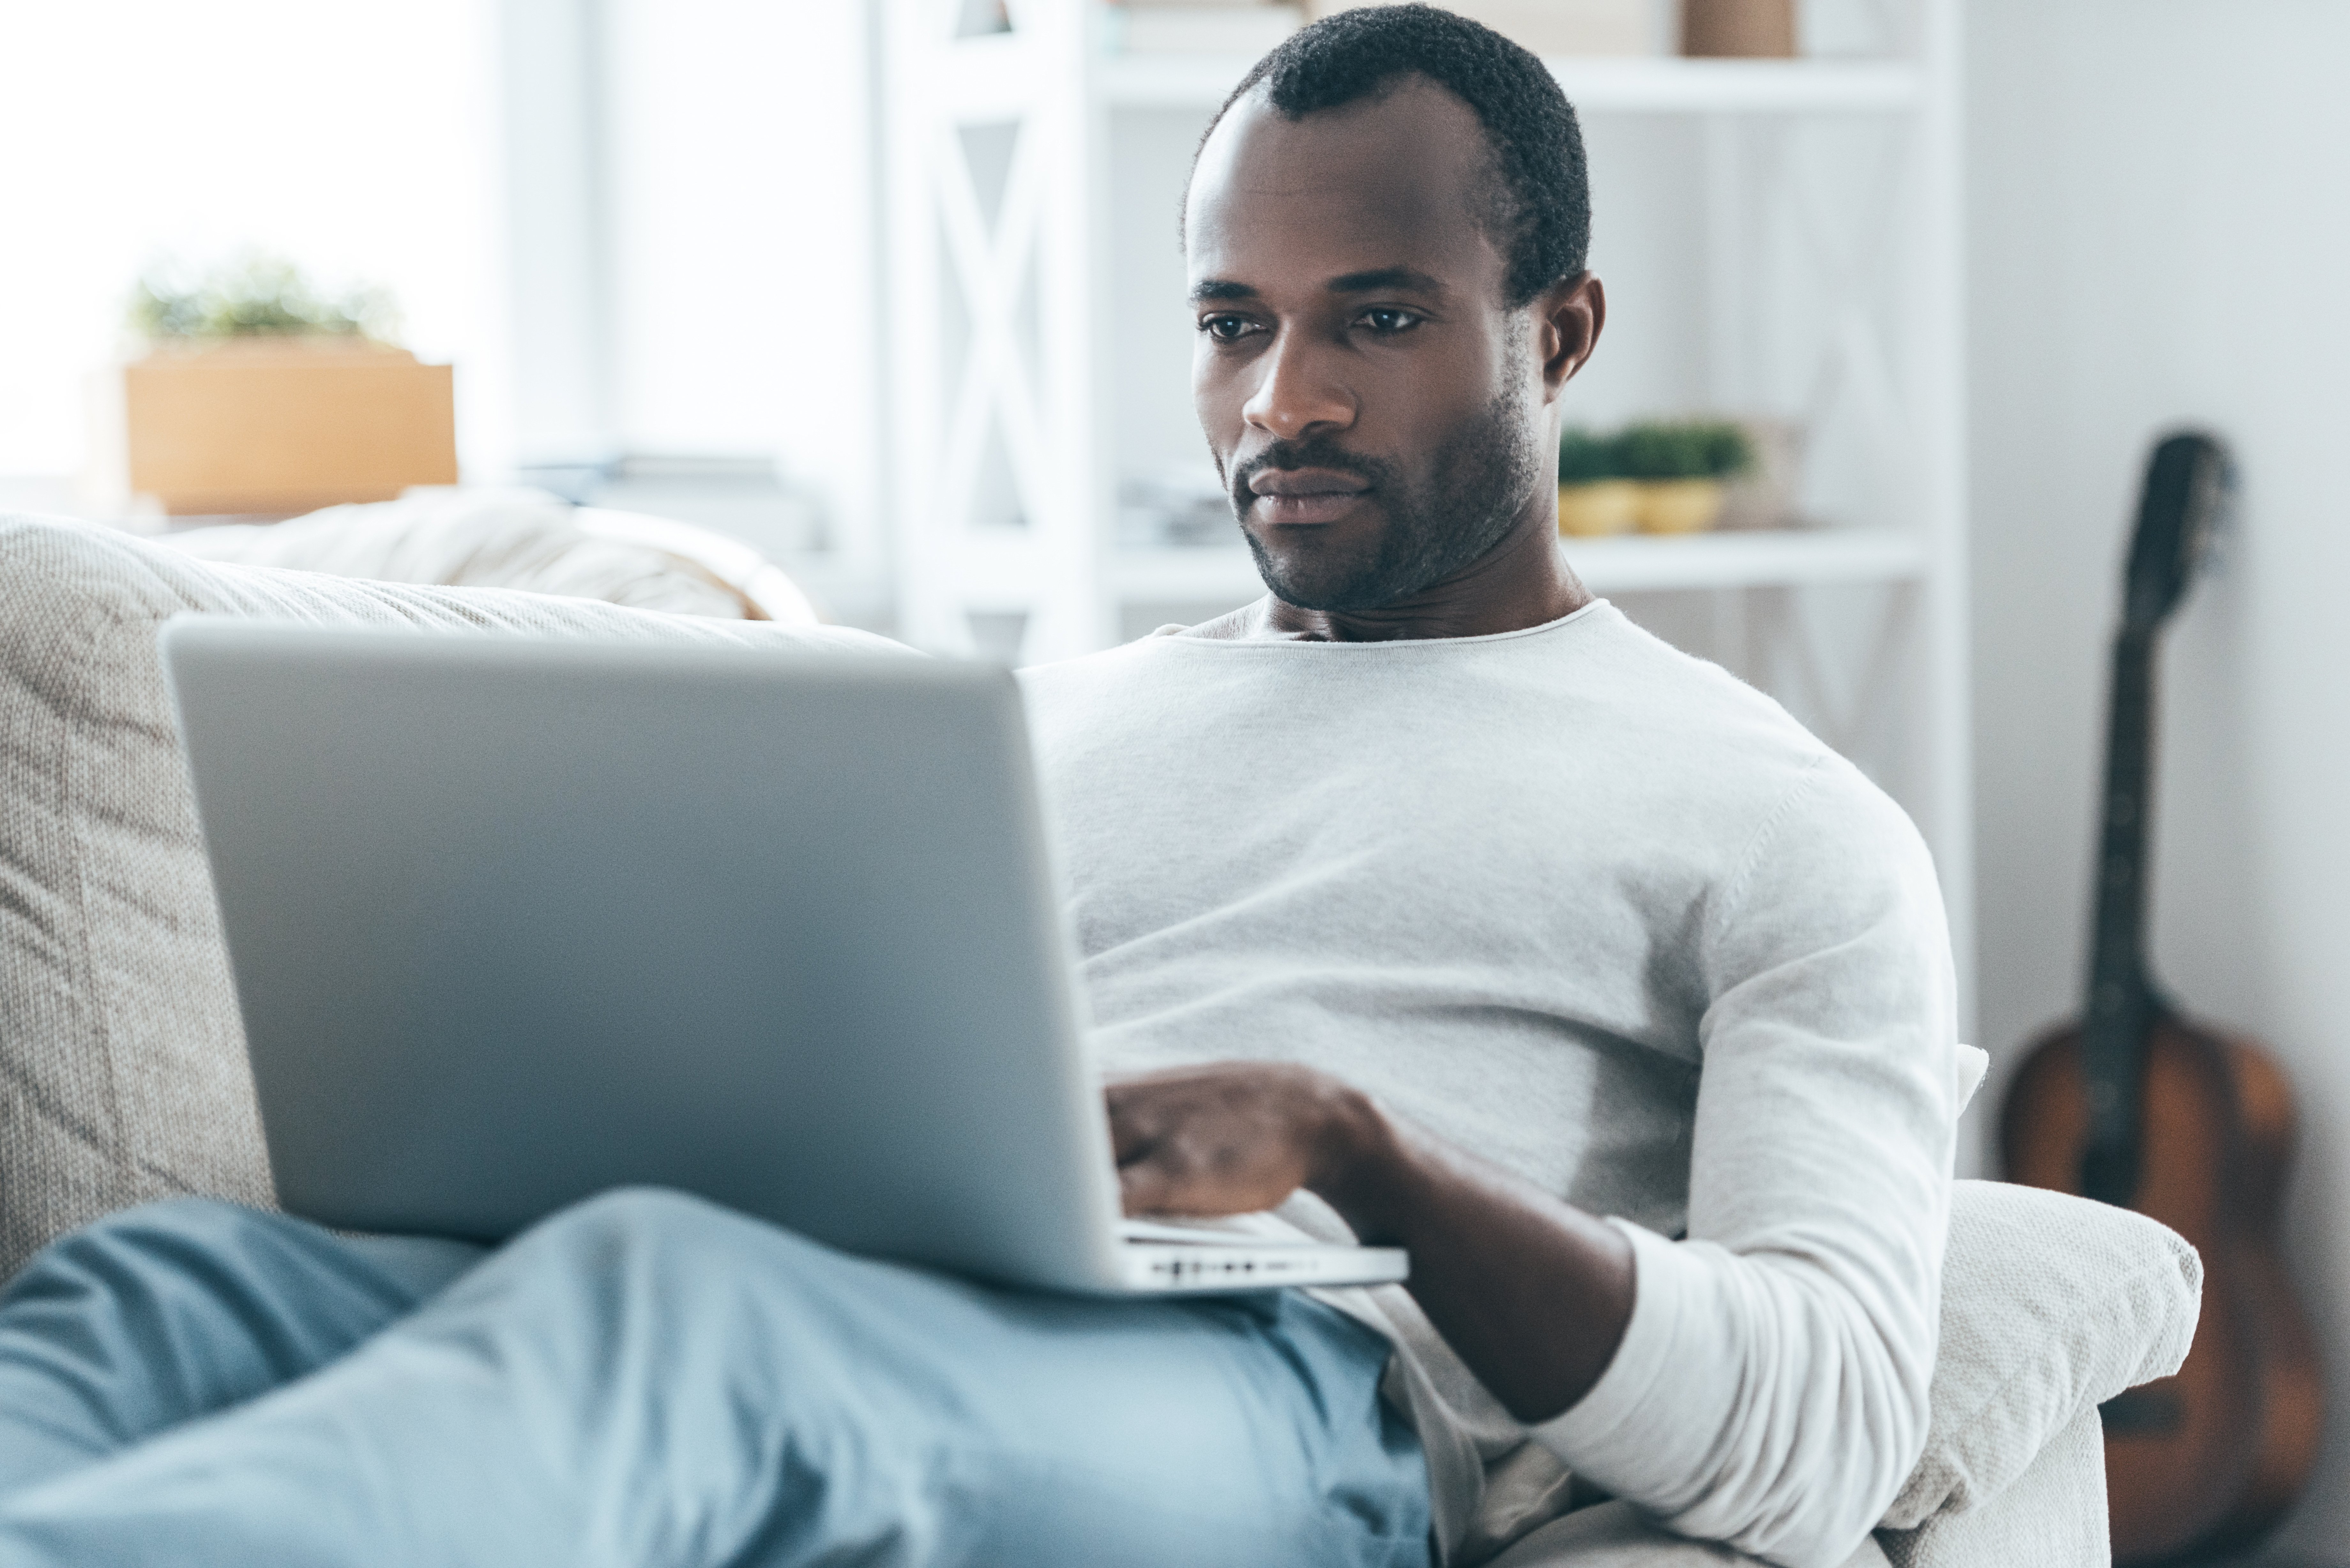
[1565,607,1857,812]
[1559,610,1939,928]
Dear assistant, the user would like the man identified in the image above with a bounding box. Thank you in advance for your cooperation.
[0,8,1957,1567]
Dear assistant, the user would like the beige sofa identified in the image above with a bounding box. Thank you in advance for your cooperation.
[0,511,2198,1565]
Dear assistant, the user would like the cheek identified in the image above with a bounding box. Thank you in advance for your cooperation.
[1191,348,1246,447]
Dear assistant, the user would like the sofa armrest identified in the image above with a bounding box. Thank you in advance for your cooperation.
[1876,1406,2108,1568]
[1472,1409,2108,1568]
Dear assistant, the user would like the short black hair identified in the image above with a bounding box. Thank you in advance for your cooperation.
[1196,4,1590,308]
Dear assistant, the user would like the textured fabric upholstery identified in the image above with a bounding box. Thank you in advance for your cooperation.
[1884,1180,2198,1528]
[1485,1500,1892,1566]
[158,488,762,622]
[1877,1408,2108,1568]
[0,512,889,1276]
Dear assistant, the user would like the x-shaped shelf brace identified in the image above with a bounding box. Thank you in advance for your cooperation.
[933,113,1051,542]
[1783,123,1921,518]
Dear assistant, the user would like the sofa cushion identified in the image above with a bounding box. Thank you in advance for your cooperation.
[1878,1406,2108,1568]
[1883,1178,2200,1528]
[159,488,761,622]
[0,512,898,1277]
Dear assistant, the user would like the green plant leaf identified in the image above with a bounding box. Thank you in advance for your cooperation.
[1557,426,1620,483]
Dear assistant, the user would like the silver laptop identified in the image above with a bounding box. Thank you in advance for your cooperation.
[160,619,1406,1296]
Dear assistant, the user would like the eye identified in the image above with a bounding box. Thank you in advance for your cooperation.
[1357,306,1424,335]
[1198,313,1261,343]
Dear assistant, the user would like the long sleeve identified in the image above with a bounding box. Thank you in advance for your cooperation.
[1528,754,1960,1568]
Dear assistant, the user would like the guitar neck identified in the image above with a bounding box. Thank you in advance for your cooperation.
[2081,626,2159,1194]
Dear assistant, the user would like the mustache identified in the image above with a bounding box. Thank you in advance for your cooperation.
[1226,439,1397,511]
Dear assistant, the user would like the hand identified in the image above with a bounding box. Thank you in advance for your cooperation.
[1104,1061,1385,1218]
[1110,1060,1634,1421]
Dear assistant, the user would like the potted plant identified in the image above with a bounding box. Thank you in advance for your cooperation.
[112,254,457,517]
[1617,418,1755,534]
[1556,427,1639,537]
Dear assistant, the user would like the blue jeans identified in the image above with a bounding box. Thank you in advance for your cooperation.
[0,1191,1429,1566]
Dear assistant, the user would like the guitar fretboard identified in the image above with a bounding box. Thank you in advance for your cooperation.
[2079,623,2160,1203]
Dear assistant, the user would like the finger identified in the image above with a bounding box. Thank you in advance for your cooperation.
[1103,1081,1179,1162]
[1105,1100,1158,1164]
[1118,1156,1179,1217]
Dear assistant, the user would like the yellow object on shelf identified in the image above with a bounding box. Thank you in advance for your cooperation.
[1635,479,1725,535]
[1558,480,1641,537]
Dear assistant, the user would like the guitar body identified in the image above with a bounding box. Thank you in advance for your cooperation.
[2004,1013,2322,1562]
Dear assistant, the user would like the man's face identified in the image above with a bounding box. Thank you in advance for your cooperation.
[1184,78,1551,612]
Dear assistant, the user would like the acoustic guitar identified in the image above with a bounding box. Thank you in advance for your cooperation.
[2001,431,2322,1564]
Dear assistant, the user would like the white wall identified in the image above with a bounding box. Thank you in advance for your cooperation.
[1967,3,2350,1552]
[602,0,879,511]
[496,0,882,549]
[0,1,510,480]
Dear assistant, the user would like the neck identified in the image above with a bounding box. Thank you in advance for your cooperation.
[1255,506,1591,643]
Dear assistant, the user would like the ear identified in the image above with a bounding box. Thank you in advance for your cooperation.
[1535,272,1605,404]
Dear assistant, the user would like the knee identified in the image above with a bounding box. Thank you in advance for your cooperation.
[504,1188,859,1332]
[518,1187,759,1278]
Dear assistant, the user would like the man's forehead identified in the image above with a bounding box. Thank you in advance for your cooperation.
[1184,78,1502,292]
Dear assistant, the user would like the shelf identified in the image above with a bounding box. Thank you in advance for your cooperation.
[1100,55,1921,115]
[1565,527,1928,591]
[1109,528,1928,604]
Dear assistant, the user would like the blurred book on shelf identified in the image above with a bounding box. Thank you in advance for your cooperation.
[1119,465,1236,549]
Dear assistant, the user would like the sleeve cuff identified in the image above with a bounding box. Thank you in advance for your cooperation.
[1526,1218,1722,1489]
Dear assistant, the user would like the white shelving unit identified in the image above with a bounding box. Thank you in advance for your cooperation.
[881,0,1972,1008]
[1104,52,1922,111]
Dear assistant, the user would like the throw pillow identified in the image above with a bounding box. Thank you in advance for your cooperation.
[1885,1178,2200,1527]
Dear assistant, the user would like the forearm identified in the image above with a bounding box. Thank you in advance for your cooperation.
[1309,1090,1634,1422]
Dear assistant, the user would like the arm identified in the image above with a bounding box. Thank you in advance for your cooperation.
[1107,1061,1635,1421]
[1110,759,1957,1568]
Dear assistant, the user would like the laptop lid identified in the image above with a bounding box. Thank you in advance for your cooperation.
[161,619,1124,1290]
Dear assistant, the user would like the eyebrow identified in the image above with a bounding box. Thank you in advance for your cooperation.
[1188,265,1450,305]
[1326,265,1445,295]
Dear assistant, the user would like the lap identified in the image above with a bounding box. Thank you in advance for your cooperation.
[1,1189,1430,1568]
[441,1188,1431,1561]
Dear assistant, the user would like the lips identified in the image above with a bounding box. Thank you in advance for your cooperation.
[1246,467,1371,526]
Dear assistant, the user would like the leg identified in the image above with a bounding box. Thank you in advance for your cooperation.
[0,1198,483,1495]
[0,1189,1430,1567]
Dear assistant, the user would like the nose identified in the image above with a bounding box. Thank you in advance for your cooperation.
[1242,332,1355,443]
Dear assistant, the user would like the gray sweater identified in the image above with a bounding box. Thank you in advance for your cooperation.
[1020,602,1964,1568]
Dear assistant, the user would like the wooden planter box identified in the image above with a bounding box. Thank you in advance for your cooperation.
[120,339,457,516]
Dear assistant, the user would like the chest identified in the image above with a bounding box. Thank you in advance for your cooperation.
[1035,672,1724,1019]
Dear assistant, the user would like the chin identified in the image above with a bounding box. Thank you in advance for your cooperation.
[1245,534,1391,613]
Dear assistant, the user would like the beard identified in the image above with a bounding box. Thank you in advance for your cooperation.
[1222,380,1544,614]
